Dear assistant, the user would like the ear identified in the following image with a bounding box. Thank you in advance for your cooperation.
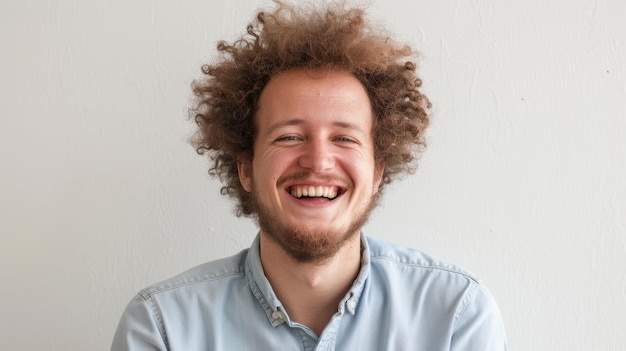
[373,161,385,194]
[237,156,253,192]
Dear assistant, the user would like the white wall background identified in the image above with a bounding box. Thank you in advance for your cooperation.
[1,0,624,350]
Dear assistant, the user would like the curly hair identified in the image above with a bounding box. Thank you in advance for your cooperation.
[190,1,431,217]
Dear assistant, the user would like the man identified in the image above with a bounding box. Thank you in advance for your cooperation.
[112,1,507,350]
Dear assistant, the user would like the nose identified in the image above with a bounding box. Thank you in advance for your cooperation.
[298,139,335,172]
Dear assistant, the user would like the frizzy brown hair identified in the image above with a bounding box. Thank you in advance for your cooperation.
[190,1,431,216]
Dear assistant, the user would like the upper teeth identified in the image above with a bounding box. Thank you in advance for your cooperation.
[290,185,338,199]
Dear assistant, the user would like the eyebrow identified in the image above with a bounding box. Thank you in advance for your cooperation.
[266,119,306,135]
[266,118,365,135]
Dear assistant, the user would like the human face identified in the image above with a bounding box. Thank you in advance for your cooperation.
[238,69,383,262]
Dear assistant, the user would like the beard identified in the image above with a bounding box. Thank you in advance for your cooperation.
[249,174,379,264]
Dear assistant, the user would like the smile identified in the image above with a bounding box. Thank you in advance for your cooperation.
[289,185,341,200]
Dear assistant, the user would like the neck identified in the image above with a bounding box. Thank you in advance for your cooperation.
[259,231,362,335]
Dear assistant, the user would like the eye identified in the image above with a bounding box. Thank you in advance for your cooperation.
[276,135,301,142]
[334,136,357,143]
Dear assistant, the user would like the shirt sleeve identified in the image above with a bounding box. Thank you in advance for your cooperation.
[450,282,508,351]
[111,294,169,351]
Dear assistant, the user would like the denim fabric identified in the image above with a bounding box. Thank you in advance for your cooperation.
[111,234,507,350]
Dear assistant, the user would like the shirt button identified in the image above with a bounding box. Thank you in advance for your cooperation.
[346,299,357,313]
[272,310,284,321]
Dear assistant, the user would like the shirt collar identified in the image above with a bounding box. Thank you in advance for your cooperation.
[245,234,285,326]
[340,234,371,315]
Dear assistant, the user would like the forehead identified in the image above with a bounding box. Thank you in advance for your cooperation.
[255,68,373,131]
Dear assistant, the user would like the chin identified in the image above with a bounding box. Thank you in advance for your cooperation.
[257,214,359,263]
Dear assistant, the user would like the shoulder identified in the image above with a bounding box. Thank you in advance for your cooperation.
[137,249,249,300]
[112,250,253,350]
[364,236,507,346]
[365,235,479,283]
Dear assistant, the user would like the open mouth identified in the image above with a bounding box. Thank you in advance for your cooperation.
[288,185,343,200]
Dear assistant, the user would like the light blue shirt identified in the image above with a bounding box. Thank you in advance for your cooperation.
[112,234,507,350]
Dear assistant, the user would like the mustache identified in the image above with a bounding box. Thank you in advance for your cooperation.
[277,171,347,187]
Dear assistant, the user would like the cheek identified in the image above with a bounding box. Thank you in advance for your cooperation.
[342,155,377,182]
[253,150,291,180]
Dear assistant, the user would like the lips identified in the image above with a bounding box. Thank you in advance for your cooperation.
[289,185,341,200]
